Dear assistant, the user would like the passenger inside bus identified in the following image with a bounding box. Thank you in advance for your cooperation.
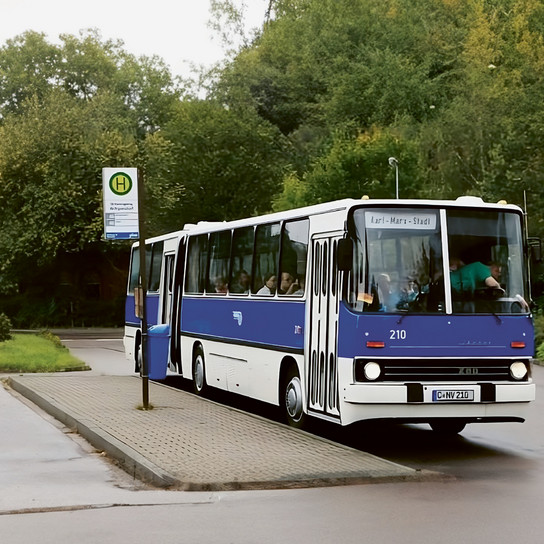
[449,257,503,295]
[231,270,250,294]
[376,273,393,310]
[213,276,228,294]
[256,273,277,295]
[279,271,303,296]
[373,273,419,311]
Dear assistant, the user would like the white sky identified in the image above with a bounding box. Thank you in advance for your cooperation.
[1,0,268,79]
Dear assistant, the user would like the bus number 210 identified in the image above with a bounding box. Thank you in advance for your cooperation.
[390,329,407,340]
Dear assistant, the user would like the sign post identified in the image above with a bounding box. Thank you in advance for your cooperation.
[102,167,150,409]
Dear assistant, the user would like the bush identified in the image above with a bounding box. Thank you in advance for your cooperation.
[38,329,65,349]
[533,314,544,346]
[0,294,125,328]
[0,313,12,342]
[533,313,544,362]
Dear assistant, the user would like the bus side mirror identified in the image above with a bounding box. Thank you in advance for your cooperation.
[337,238,353,271]
[528,237,542,264]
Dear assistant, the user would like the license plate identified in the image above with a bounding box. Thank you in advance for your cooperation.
[432,389,474,402]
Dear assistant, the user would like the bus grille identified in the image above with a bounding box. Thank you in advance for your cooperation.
[354,358,526,382]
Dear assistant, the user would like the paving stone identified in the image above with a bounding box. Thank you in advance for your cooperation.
[8,375,432,490]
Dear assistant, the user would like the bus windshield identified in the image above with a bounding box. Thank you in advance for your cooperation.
[348,206,529,315]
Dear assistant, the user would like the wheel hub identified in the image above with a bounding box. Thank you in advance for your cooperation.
[285,377,303,422]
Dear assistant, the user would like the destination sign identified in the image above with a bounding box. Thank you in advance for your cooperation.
[365,210,437,230]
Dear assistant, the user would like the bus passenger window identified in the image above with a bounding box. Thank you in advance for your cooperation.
[185,234,208,294]
[207,230,231,294]
[148,241,164,292]
[230,227,254,294]
[128,247,140,293]
[252,223,280,295]
[279,219,309,296]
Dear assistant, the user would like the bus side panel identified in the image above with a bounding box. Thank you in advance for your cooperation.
[179,297,306,403]
[124,292,161,327]
[125,293,138,326]
[124,294,138,360]
[180,297,305,351]
[181,339,304,404]
[145,294,161,328]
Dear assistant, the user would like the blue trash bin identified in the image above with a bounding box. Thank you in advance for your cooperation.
[146,324,170,380]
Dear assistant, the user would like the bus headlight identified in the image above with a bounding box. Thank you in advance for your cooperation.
[364,362,382,381]
[510,361,528,380]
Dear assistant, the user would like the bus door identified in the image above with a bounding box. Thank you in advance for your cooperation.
[161,252,175,325]
[308,235,341,420]
[169,237,186,373]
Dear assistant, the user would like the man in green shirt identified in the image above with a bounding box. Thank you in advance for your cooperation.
[450,258,502,295]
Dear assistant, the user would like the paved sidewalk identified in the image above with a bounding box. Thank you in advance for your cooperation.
[7,375,437,491]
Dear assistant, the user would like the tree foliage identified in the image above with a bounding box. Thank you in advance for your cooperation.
[0,28,287,293]
[215,0,544,225]
[144,99,287,234]
[0,30,178,288]
[0,89,137,281]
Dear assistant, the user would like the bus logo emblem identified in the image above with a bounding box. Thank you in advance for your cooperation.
[232,311,243,326]
[459,367,478,375]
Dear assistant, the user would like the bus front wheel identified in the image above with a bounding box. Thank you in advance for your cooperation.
[192,346,207,396]
[282,366,307,429]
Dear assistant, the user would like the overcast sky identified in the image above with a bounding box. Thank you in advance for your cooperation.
[1,0,267,78]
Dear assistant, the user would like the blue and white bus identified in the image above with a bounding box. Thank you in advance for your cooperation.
[124,196,536,433]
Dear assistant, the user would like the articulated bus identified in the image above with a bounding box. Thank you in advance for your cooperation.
[124,196,536,433]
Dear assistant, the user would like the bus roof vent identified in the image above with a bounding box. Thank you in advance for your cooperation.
[455,196,485,204]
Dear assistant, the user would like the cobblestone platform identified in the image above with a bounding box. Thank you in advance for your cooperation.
[8,375,433,490]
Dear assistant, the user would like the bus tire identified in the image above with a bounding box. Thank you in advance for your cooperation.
[429,419,466,435]
[192,346,207,396]
[282,365,307,429]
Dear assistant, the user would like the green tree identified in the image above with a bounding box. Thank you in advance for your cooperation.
[273,126,422,209]
[215,0,544,222]
[418,0,544,216]
[0,89,138,285]
[0,30,181,132]
[144,99,287,234]
[0,30,182,291]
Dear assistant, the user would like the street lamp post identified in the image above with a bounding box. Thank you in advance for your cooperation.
[388,157,399,199]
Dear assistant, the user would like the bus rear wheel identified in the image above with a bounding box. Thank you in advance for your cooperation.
[429,419,466,435]
[192,346,207,396]
[282,367,307,429]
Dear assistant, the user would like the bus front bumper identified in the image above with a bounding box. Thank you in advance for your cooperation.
[342,381,536,404]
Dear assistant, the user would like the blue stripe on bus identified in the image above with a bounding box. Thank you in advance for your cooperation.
[124,293,161,327]
[180,297,306,352]
[337,304,534,359]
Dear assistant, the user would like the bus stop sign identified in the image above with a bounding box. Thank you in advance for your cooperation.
[102,167,139,240]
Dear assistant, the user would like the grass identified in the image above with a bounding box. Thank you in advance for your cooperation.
[0,332,90,373]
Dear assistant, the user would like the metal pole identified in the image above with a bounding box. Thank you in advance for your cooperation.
[388,157,399,199]
[137,168,149,409]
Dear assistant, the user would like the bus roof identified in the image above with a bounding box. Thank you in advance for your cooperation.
[177,196,523,237]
